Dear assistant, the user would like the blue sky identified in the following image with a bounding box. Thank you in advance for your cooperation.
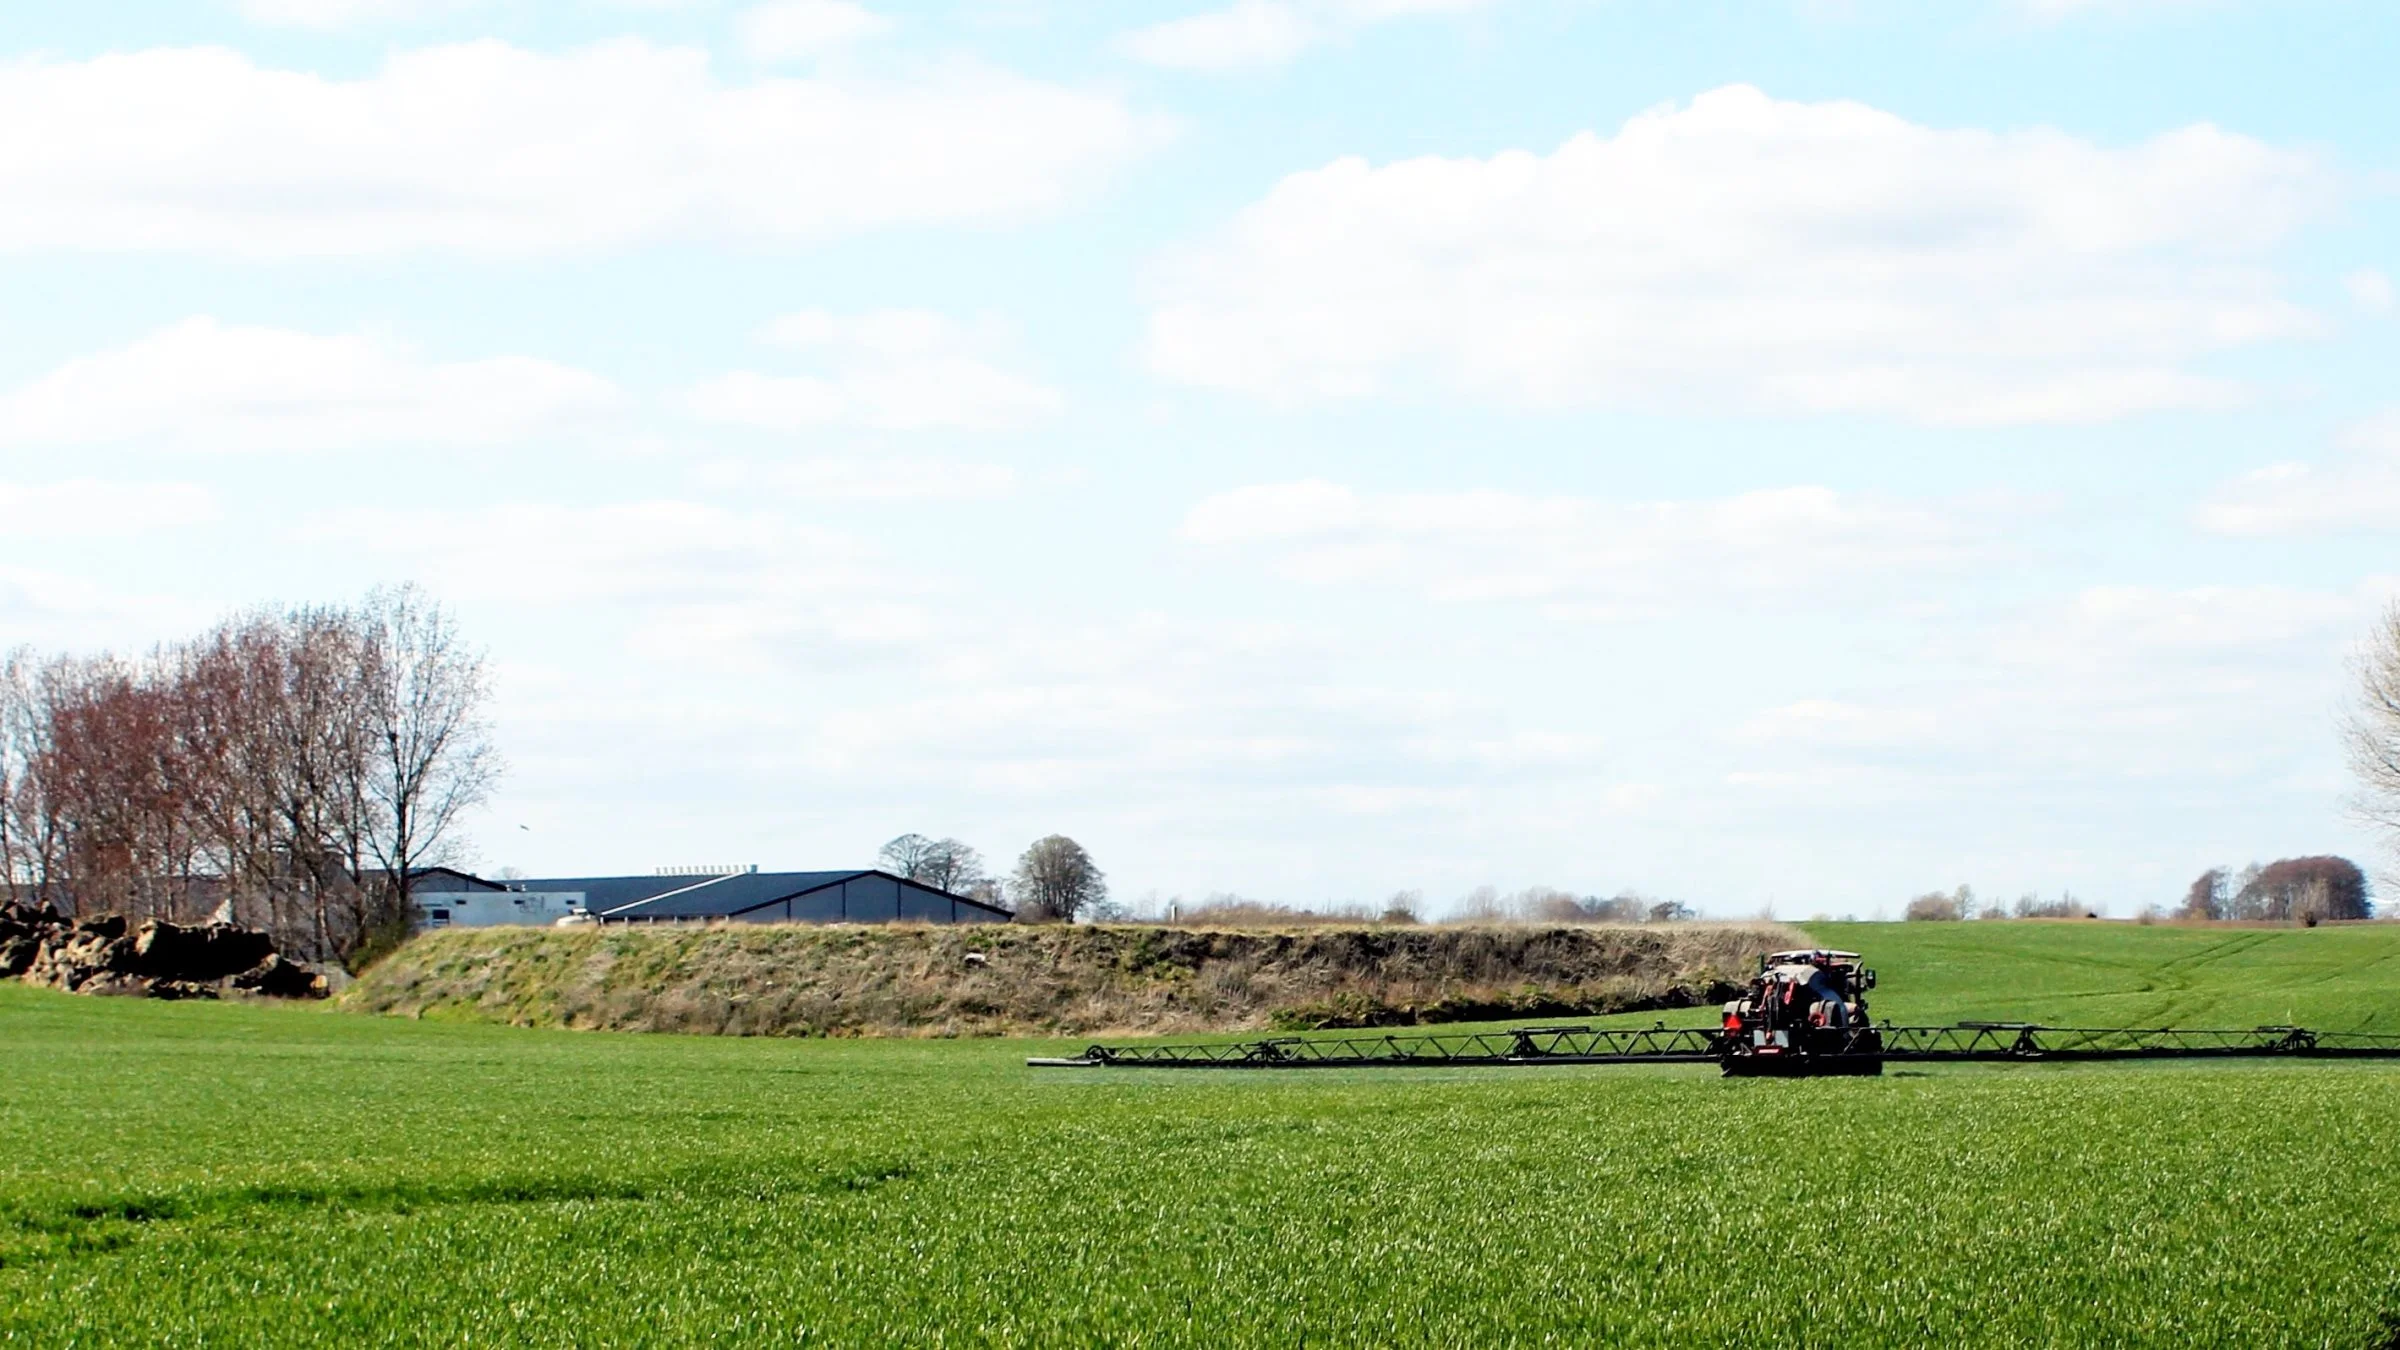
[4,0,2396,916]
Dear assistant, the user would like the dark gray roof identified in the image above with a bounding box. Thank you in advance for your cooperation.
[405,866,507,893]
[491,869,1010,921]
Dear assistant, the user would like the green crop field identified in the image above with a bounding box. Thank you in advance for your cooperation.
[4,923,2399,1347]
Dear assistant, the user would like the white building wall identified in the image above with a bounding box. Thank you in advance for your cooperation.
[414,891,586,929]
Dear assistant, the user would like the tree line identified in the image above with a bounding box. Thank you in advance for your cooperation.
[1163,888,1697,926]
[2178,858,2369,923]
[876,831,1108,923]
[1441,885,1695,924]
[0,586,495,965]
[1903,886,2096,922]
[1901,858,2374,924]
[869,844,1710,928]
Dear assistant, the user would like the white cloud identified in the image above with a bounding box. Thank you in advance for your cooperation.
[1118,1,1319,70]
[310,498,946,674]
[761,309,968,354]
[0,318,618,452]
[1714,578,2385,831]
[337,514,1590,826]
[2034,583,2367,655]
[793,616,1580,801]
[1402,729,1611,769]
[2197,411,2400,535]
[236,0,476,27]
[1118,0,1494,70]
[1181,479,1985,613]
[2347,268,2395,315]
[0,568,210,652]
[1735,699,1939,748]
[316,499,1593,835]
[0,41,1155,256]
[0,480,218,534]
[313,500,890,608]
[698,454,1018,500]
[689,309,1063,431]
[1147,85,2329,424]
[2018,0,2213,18]
[1926,581,2378,769]
[737,0,893,61]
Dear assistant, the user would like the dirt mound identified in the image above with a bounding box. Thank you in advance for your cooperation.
[346,920,1808,1037]
[1,901,331,1000]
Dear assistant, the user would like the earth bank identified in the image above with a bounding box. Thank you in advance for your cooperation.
[345,920,1807,1036]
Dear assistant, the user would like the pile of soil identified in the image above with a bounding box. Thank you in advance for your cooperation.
[0,901,330,1000]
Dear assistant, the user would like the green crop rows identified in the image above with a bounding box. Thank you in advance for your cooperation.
[4,924,2399,1347]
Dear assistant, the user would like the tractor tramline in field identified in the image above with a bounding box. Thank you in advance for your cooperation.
[1030,948,2400,1077]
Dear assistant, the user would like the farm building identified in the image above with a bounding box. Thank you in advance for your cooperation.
[408,866,1010,928]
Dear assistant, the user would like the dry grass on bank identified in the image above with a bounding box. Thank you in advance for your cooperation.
[345,920,1809,1038]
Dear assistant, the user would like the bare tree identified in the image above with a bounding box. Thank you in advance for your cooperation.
[2013,891,2086,919]
[1520,887,1588,922]
[2291,878,2333,926]
[1600,892,1658,922]
[1904,891,1964,921]
[2225,864,2268,920]
[1011,834,1105,923]
[1452,885,1507,923]
[879,834,986,893]
[925,840,985,893]
[1525,889,1651,923]
[30,653,215,924]
[0,649,64,904]
[2350,599,2400,879]
[877,833,941,879]
[169,609,387,958]
[0,589,497,966]
[2179,867,2228,921]
[1167,893,1382,926]
[359,585,498,958]
[1907,885,1985,921]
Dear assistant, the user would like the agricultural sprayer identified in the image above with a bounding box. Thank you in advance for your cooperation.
[1029,948,2400,1077]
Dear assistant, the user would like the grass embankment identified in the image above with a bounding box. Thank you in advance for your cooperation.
[344,920,1804,1036]
[3,924,2399,1345]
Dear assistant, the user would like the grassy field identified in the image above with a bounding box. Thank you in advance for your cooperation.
[3,922,2398,1347]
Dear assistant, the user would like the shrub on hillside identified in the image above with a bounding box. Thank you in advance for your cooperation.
[1905,891,1966,921]
[2012,893,2089,920]
[1908,886,2093,921]
[1453,887,1694,924]
[1168,896,1383,927]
